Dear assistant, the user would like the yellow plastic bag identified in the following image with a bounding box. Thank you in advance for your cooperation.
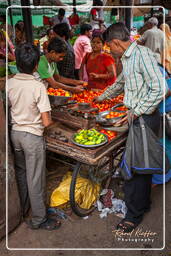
[50,171,100,209]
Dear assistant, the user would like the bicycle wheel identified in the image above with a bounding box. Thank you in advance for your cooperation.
[70,162,99,217]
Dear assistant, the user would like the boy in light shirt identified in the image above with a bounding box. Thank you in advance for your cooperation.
[8,43,61,230]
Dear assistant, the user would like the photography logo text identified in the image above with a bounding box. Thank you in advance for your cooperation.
[112,228,157,243]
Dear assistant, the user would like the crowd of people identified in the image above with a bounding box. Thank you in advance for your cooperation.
[2,2,171,234]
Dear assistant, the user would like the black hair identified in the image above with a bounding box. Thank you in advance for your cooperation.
[104,22,130,42]
[92,31,104,44]
[80,23,92,35]
[53,23,70,41]
[58,8,65,16]
[15,20,24,31]
[47,37,67,53]
[47,28,53,36]
[15,43,40,74]
[93,0,103,6]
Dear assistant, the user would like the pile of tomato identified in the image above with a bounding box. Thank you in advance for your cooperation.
[71,90,124,112]
[115,106,127,112]
[47,88,71,97]
[100,129,117,140]
[106,111,125,119]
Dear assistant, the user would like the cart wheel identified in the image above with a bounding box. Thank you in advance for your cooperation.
[70,162,97,217]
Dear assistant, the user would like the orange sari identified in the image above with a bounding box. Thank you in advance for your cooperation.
[160,23,171,73]
[84,52,116,90]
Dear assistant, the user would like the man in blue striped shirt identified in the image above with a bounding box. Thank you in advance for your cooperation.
[95,23,166,233]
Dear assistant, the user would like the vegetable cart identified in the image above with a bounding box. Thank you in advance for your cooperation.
[46,120,127,217]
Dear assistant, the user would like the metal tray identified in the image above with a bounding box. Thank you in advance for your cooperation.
[48,95,71,106]
[111,103,126,113]
[103,124,128,133]
[96,110,126,126]
[71,134,108,148]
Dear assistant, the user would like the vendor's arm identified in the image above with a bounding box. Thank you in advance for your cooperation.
[97,72,125,102]
[54,73,84,86]
[44,76,84,93]
[133,48,166,116]
[37,56,84,93]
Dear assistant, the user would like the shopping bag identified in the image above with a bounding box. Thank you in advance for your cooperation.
[120,116,170,180]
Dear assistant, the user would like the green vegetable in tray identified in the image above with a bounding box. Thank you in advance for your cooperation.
[74,129,106,145]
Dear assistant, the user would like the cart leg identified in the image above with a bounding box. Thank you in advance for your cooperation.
[104,153,114,189]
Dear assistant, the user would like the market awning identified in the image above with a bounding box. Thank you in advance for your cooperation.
[132,7,151,16]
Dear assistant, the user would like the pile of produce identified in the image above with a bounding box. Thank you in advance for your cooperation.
[74,129,106,146]
[100,129,117,140]
[105,111,125,119]
[71,90,124,112]
[114,105,127,112]
[47,88,71,97]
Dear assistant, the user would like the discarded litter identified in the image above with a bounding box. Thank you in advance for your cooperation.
[83,216,89,220]
[96,189,127,219]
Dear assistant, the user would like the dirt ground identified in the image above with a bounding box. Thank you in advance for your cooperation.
[0,158,171,256]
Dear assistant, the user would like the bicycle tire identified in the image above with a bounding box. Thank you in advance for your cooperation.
[70,162,96,217]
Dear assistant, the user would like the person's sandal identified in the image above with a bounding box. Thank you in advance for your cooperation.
[27,218,61,231]
[116,219,138,233]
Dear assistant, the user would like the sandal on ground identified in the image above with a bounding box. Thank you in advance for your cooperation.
[116,219,138,233]
[26,218,61,231]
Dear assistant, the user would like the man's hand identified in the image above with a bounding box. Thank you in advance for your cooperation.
[92,96,103,103]
[114,111,138,126]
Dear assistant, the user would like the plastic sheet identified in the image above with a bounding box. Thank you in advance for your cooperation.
[50,171,100,209]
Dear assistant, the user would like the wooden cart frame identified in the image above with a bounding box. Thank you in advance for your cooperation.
[46,123,127,216]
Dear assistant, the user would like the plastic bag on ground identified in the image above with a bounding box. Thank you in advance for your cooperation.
[50,171,100,209]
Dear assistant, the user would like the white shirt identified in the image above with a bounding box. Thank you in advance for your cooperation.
[8,73,51,136]
[50,15,71,30]
[139,26,164,64]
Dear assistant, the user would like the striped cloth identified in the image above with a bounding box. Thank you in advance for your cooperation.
[98,41,167,116]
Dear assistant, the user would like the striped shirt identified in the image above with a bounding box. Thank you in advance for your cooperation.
[98,41,166,116]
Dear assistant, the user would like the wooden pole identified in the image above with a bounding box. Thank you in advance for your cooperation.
[7,0,13,27]
[125,0,133,31]
[21,0,33,43]
[73,0,76,14]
